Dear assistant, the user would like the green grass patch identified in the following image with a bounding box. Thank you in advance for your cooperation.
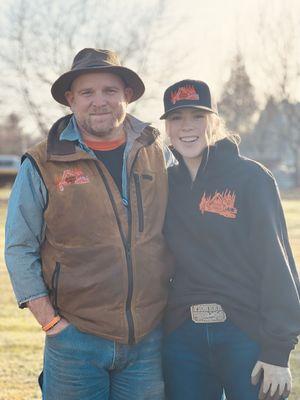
[0,194,300,399]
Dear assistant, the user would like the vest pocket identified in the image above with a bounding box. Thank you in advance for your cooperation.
[51,262,61,313]
[141,174,153,181]
[133,173,144,233]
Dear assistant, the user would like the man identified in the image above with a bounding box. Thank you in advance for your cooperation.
[5,48,173,400]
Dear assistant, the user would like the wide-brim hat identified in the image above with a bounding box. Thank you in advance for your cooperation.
[160,79,218,119]
[51,48,145,106]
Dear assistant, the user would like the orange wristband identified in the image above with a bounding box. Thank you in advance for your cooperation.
[42,315,61,332]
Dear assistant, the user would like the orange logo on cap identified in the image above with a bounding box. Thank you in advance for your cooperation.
[199,190,237,219]
[170,85,200,104]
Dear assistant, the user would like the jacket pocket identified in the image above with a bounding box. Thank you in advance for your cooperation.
[141,174,153,181]
[133,173,144,233]
[51,262,61,313]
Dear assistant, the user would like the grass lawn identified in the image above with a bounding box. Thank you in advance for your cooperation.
[0,190,300,399]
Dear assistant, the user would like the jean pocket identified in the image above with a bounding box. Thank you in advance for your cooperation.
[144,324,163,344]
[46,323,73,339]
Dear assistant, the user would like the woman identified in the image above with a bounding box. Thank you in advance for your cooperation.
[161,79,300,400]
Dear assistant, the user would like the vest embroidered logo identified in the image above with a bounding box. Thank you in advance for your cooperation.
[56,168,90,192]
[199,190,237,219]
[170,85,200,104]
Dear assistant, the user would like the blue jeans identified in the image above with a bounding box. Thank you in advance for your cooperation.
[42,324,164,400]
[162,318,261,400]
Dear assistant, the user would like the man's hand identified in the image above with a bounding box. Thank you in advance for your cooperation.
[28,296,57,326]
[251,360,292,400]
[27,296,70,335]
[46,317,70,336]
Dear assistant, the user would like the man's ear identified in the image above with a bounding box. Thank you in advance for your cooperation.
[64,91,74,108]
[124,87,133,103]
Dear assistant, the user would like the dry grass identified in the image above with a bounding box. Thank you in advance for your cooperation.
[0,198,43,399]
[283,197,300,399]
[0,189,300,399]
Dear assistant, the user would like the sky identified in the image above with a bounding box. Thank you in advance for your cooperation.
[151,0,300,97]
[133,0,300,126]
[0,0,300,134]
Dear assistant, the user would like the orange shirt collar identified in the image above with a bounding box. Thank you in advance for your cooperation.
[85,136,126,151]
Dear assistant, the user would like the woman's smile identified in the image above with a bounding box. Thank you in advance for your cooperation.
[179,135,199,143]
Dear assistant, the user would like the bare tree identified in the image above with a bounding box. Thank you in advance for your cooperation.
[280,101,300,186]
[0,0,184,138]
[254,5,300,186]
[218,51,257,135]
[0,113,34,155]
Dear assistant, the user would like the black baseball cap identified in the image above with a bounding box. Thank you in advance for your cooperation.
[160,79,218,119]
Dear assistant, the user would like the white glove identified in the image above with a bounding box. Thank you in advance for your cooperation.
[251,361,292,400]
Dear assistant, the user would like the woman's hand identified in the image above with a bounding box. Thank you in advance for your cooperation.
[251,360,291,400]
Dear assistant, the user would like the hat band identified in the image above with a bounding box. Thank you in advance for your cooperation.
[73,62,120,69]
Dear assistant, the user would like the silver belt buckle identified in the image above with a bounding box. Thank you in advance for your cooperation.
[191,303,227,323]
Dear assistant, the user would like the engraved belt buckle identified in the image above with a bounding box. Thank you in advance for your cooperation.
[190,303,227,323]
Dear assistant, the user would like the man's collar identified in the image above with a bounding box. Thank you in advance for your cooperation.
[59,115,83,143]
[124,114,150,137]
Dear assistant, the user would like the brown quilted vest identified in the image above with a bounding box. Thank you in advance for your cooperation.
[25,115,173,344]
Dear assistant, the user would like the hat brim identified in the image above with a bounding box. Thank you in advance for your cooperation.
[51,66,145,106]
[160,105,217,120]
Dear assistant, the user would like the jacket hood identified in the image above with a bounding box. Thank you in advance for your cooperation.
[170,138,240,180]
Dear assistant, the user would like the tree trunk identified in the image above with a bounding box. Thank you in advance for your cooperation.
[293,147,300,188]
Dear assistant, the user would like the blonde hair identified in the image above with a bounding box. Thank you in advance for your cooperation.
[205,113,240,147]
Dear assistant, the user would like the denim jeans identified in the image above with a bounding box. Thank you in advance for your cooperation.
[162,318,261,400]
[42,324,164,400]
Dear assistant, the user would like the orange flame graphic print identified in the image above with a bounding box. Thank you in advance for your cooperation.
[199,190,237,219]
[56,168,90,192]
[170,85,200,104]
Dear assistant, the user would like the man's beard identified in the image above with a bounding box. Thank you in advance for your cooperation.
[79,108,127,139]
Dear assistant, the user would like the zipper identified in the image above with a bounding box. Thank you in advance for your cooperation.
[141,174,153,181]
[94,155,143,344]
[133,173,144,233]
[124,148,144,343]
[51,262,61,315]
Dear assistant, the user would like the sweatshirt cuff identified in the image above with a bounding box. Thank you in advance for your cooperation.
[260,346,291,367]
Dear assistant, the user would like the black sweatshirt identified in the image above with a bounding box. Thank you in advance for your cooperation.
[164,138,300,367]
